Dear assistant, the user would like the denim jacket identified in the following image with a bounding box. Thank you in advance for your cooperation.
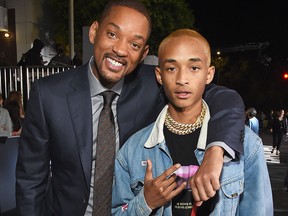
[112,104,273,216]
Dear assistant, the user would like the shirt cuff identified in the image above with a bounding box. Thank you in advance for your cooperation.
[135,188,153,216]
[206,141,235,162]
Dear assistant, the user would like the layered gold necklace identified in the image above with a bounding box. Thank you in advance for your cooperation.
[164,101,206,135]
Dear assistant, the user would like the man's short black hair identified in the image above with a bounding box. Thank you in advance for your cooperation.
[33,39,45,50]
[100,0,151,39]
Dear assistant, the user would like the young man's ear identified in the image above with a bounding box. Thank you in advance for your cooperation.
[89,21,99,44]
[155,66,163,85]
[206,66,215,84]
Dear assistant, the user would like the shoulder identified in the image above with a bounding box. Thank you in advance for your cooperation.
[204,83,242,99]
[120,63,164,106]
[135,63,156,76]
[124,64,157,84]
[36,64,87,86]
[0,107,9,114]
[28,64,89,104]
[204,83,244,107]
[119,123,154,153]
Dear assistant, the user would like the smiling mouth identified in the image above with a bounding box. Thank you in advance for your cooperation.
[107,57,124,67]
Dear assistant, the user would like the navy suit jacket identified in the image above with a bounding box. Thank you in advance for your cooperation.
[16,63,245,215]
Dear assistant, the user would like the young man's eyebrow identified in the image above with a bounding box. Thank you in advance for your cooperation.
[162,57,202,64]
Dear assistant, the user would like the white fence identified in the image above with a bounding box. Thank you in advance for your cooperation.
[0,66,74,106]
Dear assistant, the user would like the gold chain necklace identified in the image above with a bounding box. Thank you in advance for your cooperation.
[164,101,206,135]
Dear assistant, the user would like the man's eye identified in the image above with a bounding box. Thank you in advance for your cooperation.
[131,43,140,50]
[107,32,116,38]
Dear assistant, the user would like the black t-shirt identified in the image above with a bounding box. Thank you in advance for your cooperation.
[164,126,214,216]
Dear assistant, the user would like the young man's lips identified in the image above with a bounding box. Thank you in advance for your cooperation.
[175,91,191,98]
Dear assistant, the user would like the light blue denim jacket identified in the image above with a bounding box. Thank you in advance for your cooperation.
[112,104,273,216]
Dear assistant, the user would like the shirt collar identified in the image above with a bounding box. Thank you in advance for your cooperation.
[88,56,123,97]
[144,100,210,150]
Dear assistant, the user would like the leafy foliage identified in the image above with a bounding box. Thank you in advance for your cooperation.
[143,0,195,54]
[38,0,194,55]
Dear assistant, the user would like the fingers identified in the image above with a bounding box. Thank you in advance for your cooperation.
[144,159,153,181]
[210,176,221,191]
[143,161,185,209]
[145,160,181,183]
[190,171,220,204]
[165,181,186,200]
[160,163,182,181]
[152,163,181,193]
[191,176,217,201]
[194,201,203,207]
[190,146,223,203]
[157,164,186,200]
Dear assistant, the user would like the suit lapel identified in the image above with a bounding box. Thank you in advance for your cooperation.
[117,70,139,145]
[67,65,93,188]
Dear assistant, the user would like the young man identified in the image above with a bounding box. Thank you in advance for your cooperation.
[112,29,273,216]
[16,0,245,215]
[246,107,259,135]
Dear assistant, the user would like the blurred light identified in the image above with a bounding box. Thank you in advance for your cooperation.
[283,72,288,80]
[4,32,10,38]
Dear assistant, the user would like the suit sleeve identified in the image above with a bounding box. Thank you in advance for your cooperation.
[203,83,245,155]
[16,80,50,215]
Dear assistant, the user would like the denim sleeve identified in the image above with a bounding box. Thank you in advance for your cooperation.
[112,150,152,216]
[239,129,273,216]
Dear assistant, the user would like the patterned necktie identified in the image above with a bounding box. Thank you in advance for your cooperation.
[93,91,116,216]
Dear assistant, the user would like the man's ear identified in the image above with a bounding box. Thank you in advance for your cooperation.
[139,45,150,63]
[155,66,163,85]
[89,21,99,44]
[206,66,215,84]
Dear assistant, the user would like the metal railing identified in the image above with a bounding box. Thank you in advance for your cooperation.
[0,66,75,106]
[0,66,22,101]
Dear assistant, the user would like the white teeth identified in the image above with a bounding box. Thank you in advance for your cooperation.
[107,58,123,66]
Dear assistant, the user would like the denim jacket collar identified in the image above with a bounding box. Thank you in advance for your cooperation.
[144,100,210,150]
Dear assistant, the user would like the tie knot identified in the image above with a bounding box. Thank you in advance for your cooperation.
[102,91,116,107]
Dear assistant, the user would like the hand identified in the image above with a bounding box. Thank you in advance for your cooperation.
[144,159,186,210]
[190,146,224,206]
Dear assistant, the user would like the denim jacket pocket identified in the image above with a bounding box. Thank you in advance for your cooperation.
[216,174,244,215]
[221,174,244,198]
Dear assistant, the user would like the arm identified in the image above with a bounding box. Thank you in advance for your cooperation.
[203,83,245,155]
[191,83,245,204]
[16,81,50,215]
[112,151,151,216]
[239,128,273,215]
[112,153,185,215]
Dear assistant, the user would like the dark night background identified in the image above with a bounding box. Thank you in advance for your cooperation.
[188,1,288,113]
[3,1,287,114]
